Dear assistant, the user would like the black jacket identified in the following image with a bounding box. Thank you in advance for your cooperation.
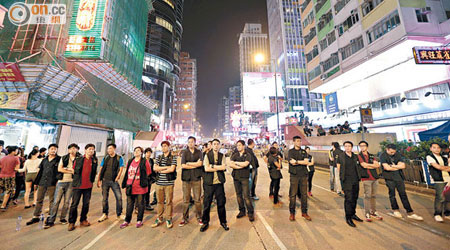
[246,147,259,170]
[181,148,203,182]
[338,152,362,182]
[203,150,226,185]
[358,152,380,179]
[34,155,61,187]
[99,154,122,181]
[72,156,98,188]
[121,157,149,189]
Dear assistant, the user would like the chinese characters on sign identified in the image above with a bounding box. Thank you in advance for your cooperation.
[76,0,98,31]
[0,63,25,82]
[0,92,29,110]
[360,108,374,124]
[413,46,450,64]
[66,35,97,52]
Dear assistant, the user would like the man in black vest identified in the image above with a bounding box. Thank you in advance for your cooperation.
[288,136,311,222]
[200,139,228,232]
[426,143,450,222]
[247,139,260,200]
[380,144,423,221]
[230,140,254,222]
[97,143,125,222]
[179,136,203,227]
[337,141,363,227]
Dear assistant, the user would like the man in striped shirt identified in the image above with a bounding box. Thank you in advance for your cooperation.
[152,141,178,229]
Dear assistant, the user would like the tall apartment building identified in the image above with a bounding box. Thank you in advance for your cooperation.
[228,85,242,114]
[218,96,230,134]
[173,52,197,135]
[267,0,324,112]
[300,0,450,140]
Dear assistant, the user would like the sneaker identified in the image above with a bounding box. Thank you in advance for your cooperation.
[365,213,372,222]
[120,222,129,229]
[44,223,54,229]
[434,215,444,223]
[198,219,203,226]
[136,221,144,228]
[98,214,108,222]
[179,220,187,227]
[117,214,126,220]
[150,200,157,206]
[252,196,260,200]
[60,219,68,225]
[393,211,403,218]
[166,219,173,228]
[407,214,423,221]
[370,211,383,220]
[151,218,162,228]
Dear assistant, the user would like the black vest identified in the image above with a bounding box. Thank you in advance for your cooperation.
[203,151,226,185]
[339,152,362,182]
[121,158,149,189]
[358,152,380,179]
[428,154,449,182]
[181,148,204,182]
[99,154,122,181]
[72,156,98,188]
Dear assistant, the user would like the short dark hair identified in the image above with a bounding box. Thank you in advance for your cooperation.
[343,141,353,147]
[247,139,255,146]
[359,141,369,146]
[203,143,208,148]
[236,140,245,146]
[144,147,153,154]
[48,144,58,149]
[271,142,278,146]
[0,140,4,146]
[305,146,310,150]
[39,147,47,153]
[134,146,144,154]
[161,141,170,147]
[7,146,18,154]
[212,139,220,144]
[85,143,95,150]
[107,143,117,149]
[269,146,277,155]
[386,144,397,150]
[332,142,340,149]
[68,143,80,150]
[188,136,196,142]
[293,136,301,141]
[430,142,441,148]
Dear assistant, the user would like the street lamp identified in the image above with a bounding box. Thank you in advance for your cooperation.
[254,53,281,143]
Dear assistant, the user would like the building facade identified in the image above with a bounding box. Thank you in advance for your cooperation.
[174,52,197,136]
[267,0,324,112]
[218,96,230,135]
[300,0,450,140]
[142,0,184,131]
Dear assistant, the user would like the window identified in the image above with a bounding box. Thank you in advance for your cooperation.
[155,17,173,33]
[319,31,336,51]
[302,11,315,28]
[317,10,333,32]
[366,10,400,44]
[163,0,174,9]
[415,9,429,23]
[334,0,351,15]
[362,0,384,17]
[340,36,364,60]
[304,27,316,45]
[315,0,327,13]
[337,10,359,36]
[322,52,339,72]
[308,65,321,81]
[306,46,319,62]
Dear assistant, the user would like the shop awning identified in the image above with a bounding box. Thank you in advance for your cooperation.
[418,120,450,142]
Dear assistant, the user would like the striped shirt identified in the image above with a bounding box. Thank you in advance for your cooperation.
[155,154,177,186]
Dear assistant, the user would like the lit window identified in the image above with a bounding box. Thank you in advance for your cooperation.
[156,17,173,33]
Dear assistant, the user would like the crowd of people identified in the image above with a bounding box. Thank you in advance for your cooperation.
[0,135,449,236]
[303,121,369,137]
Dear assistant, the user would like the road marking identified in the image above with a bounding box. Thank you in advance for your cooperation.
[256,212,288,250]
[81,221,118,250]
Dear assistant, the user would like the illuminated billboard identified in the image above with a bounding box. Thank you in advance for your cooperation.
[64,0,106,59]
[242,72,285,113]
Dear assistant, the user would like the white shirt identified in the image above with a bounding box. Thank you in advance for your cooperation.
[21,158,42,174]
[426,154,450,183]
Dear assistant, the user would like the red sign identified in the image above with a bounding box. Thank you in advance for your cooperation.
[0,63,25,82]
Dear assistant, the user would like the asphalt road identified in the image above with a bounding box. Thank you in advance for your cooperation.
[0,157,449,250]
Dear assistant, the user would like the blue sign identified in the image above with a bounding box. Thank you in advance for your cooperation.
[325,92,339,114]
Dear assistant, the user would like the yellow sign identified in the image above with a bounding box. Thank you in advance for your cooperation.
[360,108,373,124]
[76,0,98,31]
[0,92,29,110]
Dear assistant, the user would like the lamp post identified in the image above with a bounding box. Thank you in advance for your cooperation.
[254,53,281,143]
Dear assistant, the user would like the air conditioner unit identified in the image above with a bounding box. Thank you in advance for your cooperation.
[421,7,432,14]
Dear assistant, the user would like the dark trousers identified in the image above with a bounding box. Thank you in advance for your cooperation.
[272,178,281,204]
[343,181,359,219]
[289,175,308,214]
[12,175,25,201]
[250,168,258,197]
[269,179,274,196]
[101,181,123,216]
[126,194,144,223]
[385,180,413,213]
[233,178,254,215]
[202,183,226,224]
[69,188,92,224]
[308,171,314,192]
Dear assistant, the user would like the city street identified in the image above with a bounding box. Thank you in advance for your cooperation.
[0,157,449,250]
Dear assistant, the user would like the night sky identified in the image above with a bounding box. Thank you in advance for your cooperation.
[182,0,268,137]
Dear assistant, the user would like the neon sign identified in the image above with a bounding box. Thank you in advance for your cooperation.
[76,0,98,31]
[413,46,450,65]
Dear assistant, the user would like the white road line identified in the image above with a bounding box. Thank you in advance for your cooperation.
[256,212,288,250]
[81,221,118,250]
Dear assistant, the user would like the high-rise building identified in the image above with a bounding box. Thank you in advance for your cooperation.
[267,0,324,112]
[174,52,197,135]
[218,96,230,134]
[142,0,184,131]
[228,85,242,114]
[300,0,450,140]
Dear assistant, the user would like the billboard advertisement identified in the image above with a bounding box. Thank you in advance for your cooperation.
[242,72,285,113]
[325,92,339,114]
[0,92,29,110]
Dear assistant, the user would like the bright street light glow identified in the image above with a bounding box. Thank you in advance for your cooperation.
[254,53,265,64]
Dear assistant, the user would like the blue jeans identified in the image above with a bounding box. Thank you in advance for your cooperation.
[329,166,335,190]
[47,181,72,224]
[102,181,123,216]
